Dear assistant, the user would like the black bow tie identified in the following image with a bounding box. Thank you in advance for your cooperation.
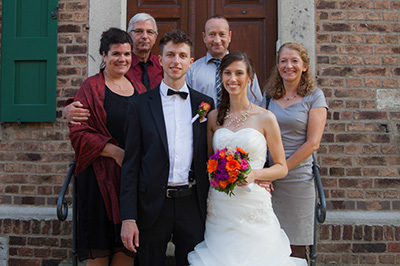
[167,89,188,100]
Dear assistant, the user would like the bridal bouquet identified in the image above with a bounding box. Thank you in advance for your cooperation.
[207,146,251,196]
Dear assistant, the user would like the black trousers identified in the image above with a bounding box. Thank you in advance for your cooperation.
[136,191,205,266]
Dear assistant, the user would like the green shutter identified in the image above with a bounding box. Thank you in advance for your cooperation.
[0,0,59,122]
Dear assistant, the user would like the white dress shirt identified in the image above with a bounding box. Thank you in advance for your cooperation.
[186,52,264,106]
[160,81,194,185]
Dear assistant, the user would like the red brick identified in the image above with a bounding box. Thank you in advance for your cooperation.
[336,134,369,143]
[27,237,59,247]
[383,56,398,65]
[348,190,364,198]
[321,67,353,76]
[384,226,394,240]
[348,12,364,20]
[339,178,373,188]
[354,111,387,120]
[345,144,363,154]
[360,254,377,264]
[66,2,88,11]
[340,0,373,9]
[379,254,395,264]
[8,259,41,266]
[376,45,391,54]
[34,248,51,258]
[316,1,337,9]
[18,248,34,257]
[322,156,352,166]
[365,78,380,86]
[58,24,81,33]
[319,243,351,252]
[375,179,400,188]
[341,254,359,264]
[74,13,88,22]
[388,243,400,252]
[374,1,389,9]
[384,190,398,198]
[317,11,329,20]
[323,254,342,264]
[334,88,369,98]
[328,145,344,153]
[347,55,363,64]
[392,1,400,9]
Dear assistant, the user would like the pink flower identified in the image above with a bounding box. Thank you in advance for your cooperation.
[210,178,219,188]
[240,159,249,170]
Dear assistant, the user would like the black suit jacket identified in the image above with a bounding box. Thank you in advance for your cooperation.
[120,85,214,230]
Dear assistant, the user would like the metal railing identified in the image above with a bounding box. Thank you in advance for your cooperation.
[309,153,327,266]
[56,160,78,266]
[57,155,326,265]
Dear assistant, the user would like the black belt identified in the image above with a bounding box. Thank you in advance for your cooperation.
[166,184,195,198]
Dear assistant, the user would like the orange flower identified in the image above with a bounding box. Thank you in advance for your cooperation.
[200,102,211,112]
[228,174,238,183]
[226,159,240,171]
[226,154,234,162]
[207,159,218,174]
[219,151,226,159]
[228,169,240,178]
[237,146,248,156]
[219,180,229,189]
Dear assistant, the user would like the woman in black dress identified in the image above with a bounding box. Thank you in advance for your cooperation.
[68,28,146,265]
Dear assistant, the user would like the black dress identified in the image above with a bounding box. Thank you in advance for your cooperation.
[77,86,134,261]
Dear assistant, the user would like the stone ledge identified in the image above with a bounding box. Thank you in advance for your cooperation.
[0,205,72,221]
[325,210,400,226]
[2,206,400,226]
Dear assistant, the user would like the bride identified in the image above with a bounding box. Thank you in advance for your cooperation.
[188,52,307,266]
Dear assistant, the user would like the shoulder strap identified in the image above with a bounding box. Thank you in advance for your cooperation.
[265,94,271,109]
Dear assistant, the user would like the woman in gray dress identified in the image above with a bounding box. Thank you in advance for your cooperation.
[264,42,328,259]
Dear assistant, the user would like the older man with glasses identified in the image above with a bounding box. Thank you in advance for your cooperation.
[64,13,163,124]
[126,13,163,91]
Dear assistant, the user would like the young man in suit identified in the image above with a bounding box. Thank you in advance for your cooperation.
[120,29,214,266]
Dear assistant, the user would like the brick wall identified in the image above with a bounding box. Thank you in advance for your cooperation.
[317,224,400,264]
[0,218,73,266]
[0,0,88,205]
[316,0,400,210]
[0,1,87,264]
[315,0,400,264]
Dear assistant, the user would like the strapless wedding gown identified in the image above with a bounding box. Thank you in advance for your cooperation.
[188,128,307,266]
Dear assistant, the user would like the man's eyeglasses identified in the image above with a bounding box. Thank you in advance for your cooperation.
[131,29,157,36]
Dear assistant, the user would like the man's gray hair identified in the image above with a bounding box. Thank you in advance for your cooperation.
[127,13,158,34]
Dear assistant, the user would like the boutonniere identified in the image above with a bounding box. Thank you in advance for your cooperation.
[191,101,211,123]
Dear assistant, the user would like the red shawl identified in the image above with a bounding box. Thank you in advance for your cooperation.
[68,70,146,224]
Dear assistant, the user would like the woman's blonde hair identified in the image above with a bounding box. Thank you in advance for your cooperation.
[265,42,314,99]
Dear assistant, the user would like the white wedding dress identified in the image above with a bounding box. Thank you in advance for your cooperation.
[188,128,307,266]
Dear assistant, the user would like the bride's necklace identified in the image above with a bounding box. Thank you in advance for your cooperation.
[283,94,297,101]
[224,102,252,129]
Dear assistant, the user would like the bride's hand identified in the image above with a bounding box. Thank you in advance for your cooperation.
[238,170,258,186]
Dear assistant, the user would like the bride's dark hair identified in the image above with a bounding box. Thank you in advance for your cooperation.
[216,52,255,126]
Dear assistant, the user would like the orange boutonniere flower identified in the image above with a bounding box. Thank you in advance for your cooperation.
[191,101,211,123]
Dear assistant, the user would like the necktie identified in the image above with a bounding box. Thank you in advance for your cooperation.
[138,61,151,91]
[167,89,188,100]
[211,58,222,105]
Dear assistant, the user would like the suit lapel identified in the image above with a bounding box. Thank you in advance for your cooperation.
[148,86,169,155]
[190,88,201,158]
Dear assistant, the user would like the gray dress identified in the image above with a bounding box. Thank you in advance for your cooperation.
[267,87,327,245]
